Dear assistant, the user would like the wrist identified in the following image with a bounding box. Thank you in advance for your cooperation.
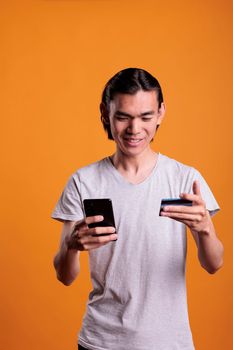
[197,214,214,237]
[197,227,211,237]
[197,221,214,238]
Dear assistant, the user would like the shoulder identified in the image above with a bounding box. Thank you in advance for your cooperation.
[158,153,197,177]
[157,153,205,195]
[70,157,109,183]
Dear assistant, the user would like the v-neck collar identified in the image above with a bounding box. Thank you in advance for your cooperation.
[105,153,161,186]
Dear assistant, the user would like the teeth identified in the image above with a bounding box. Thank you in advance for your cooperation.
[126,139,140,142]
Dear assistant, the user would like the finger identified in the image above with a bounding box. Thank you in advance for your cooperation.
[192,180,202,198]
[77,225,116,239]
[80,233,118,248]
[89,226,116,236]
[162,205,202,214]
[179,192,203,205]
[160,211,203,222]
[73,215,104,235]
[85,215,104,225]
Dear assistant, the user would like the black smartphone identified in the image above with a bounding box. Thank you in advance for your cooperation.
[159,198,192,215]
[83,198,116,236]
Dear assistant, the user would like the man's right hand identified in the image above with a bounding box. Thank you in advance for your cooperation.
[66,215,117,251]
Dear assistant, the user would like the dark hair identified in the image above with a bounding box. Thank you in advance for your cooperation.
[100,67,164,140]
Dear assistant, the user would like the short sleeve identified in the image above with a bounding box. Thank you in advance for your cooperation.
[51,173,84,222]
[191,169,220,217]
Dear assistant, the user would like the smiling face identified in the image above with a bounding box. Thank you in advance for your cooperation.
[108,90,165,158]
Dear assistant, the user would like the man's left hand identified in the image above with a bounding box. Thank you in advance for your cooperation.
[160,180,211,235]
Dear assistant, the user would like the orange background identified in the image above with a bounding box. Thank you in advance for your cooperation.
[1,0,232,349]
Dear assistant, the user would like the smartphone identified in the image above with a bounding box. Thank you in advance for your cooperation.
[159,198,192,215]
[83,198,116,236]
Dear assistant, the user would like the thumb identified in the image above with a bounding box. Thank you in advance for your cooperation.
[193,180,202,197]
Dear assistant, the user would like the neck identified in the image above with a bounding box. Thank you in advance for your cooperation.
[111,148,157,175]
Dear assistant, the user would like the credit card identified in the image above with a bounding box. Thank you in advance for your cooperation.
[159,198,192,215]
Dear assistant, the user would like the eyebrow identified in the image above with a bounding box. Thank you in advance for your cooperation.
[114,110,155,117]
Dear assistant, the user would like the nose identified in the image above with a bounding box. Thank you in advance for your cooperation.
[127,119,141,134]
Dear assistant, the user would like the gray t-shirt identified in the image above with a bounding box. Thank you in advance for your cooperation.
[51,153,220,350]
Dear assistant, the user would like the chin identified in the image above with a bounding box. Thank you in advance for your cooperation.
[124,146,150,157]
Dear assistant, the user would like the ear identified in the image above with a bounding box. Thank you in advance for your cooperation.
[157,102,165,127]
[100,102,110,124]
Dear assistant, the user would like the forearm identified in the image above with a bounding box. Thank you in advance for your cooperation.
[194,222,224,274]
[54,240,80,286]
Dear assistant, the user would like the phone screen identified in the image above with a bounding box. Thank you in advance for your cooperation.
[83,199,116,233]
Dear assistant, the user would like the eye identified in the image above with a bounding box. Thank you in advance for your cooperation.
[116,116,128,121]
[142,117,152,121]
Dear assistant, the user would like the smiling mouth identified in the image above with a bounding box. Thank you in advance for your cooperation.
[125,138,141,142]
[123,138,143,145]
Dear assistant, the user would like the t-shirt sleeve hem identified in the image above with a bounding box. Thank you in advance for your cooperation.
[51,212,84,222]
[207,207,220,217]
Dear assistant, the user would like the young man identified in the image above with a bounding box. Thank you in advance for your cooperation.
[52,68,224,350]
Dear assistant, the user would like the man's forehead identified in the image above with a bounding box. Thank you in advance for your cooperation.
[110,90,158,111]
